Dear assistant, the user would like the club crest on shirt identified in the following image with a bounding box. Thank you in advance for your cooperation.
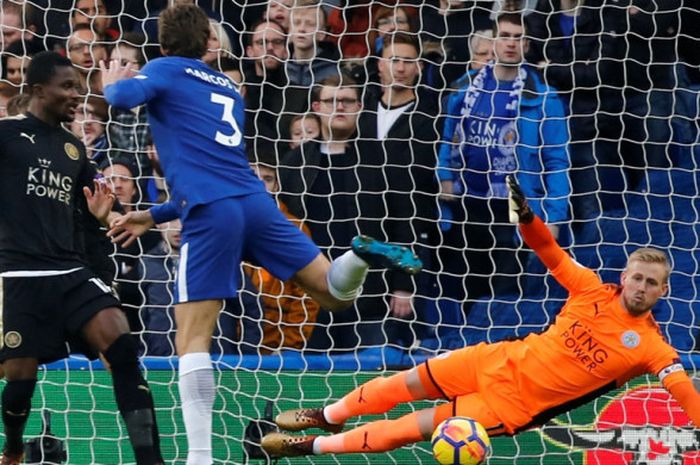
[621,330,640,349]
[497,121,518,156]
[64,142,80,160]
[4,331,22,349]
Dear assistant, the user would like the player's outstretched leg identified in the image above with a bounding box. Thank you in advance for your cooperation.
[275,365,444,436]
[263,407,441,457]
[325,236,422,302]
[296,236,422,309]
[275,407,344,434]
[276,371,415,433]
[351,235,423,275]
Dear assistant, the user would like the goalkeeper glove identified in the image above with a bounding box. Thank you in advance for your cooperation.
[507,175,534,224]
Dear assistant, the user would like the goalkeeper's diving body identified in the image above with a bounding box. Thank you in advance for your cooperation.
[100,5,421,465]
[262,175,700,458]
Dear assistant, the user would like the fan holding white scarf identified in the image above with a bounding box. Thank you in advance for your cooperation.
[436,12,570,310]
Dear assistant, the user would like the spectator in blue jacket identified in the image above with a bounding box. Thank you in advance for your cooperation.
[437,11,569,309]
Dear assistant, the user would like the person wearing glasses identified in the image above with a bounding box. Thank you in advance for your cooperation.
[279,72,422,350]
[66,23,108,94]
[370,5,414,57]
[243,18,306,157]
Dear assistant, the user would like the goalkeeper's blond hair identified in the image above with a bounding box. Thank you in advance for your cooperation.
[627,248,671,282]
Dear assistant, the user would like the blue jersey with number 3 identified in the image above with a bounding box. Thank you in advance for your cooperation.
[104,57,264,216]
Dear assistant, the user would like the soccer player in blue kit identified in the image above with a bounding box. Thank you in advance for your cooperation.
[101,5,421,465]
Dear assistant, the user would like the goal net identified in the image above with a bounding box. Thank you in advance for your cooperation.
[1,0,698,464]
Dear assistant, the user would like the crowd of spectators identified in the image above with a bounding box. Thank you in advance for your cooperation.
[1,0,699,355]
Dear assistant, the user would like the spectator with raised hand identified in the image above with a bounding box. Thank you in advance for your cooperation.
[66,23,108,94]
[358,32,441,344]
[286,0,340,87]
[437,11,569,309]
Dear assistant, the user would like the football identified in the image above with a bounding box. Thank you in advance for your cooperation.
[431,417,492,465]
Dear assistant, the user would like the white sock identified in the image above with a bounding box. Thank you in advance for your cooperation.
[312,436,323,455]
[179,352,215,465]
[327,250,369,301]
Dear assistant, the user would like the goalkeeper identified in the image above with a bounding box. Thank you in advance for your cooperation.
[262,175,700,458]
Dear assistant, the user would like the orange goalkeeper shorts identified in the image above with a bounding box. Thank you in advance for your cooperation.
[423,342,532,435]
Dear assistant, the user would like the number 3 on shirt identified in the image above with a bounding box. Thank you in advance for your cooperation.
[210,92,242,147]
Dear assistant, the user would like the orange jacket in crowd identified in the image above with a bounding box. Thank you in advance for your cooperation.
[243,201,320,353]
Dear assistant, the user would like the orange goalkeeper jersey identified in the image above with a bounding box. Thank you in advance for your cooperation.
[475,218,691,431]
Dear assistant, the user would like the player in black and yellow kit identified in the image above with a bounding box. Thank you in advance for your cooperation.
[0,52,163,465]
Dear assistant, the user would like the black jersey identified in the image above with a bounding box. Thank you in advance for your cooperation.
[0,113,100,272]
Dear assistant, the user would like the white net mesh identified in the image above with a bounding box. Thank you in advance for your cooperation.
[0,0,698,463]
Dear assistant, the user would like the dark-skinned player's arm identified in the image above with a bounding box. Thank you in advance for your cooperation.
[507,175,600,293]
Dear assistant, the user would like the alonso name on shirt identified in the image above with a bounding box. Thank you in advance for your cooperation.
[26,159,72,205]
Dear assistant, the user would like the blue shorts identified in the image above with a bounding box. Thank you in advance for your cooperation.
[176,193,320,303]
